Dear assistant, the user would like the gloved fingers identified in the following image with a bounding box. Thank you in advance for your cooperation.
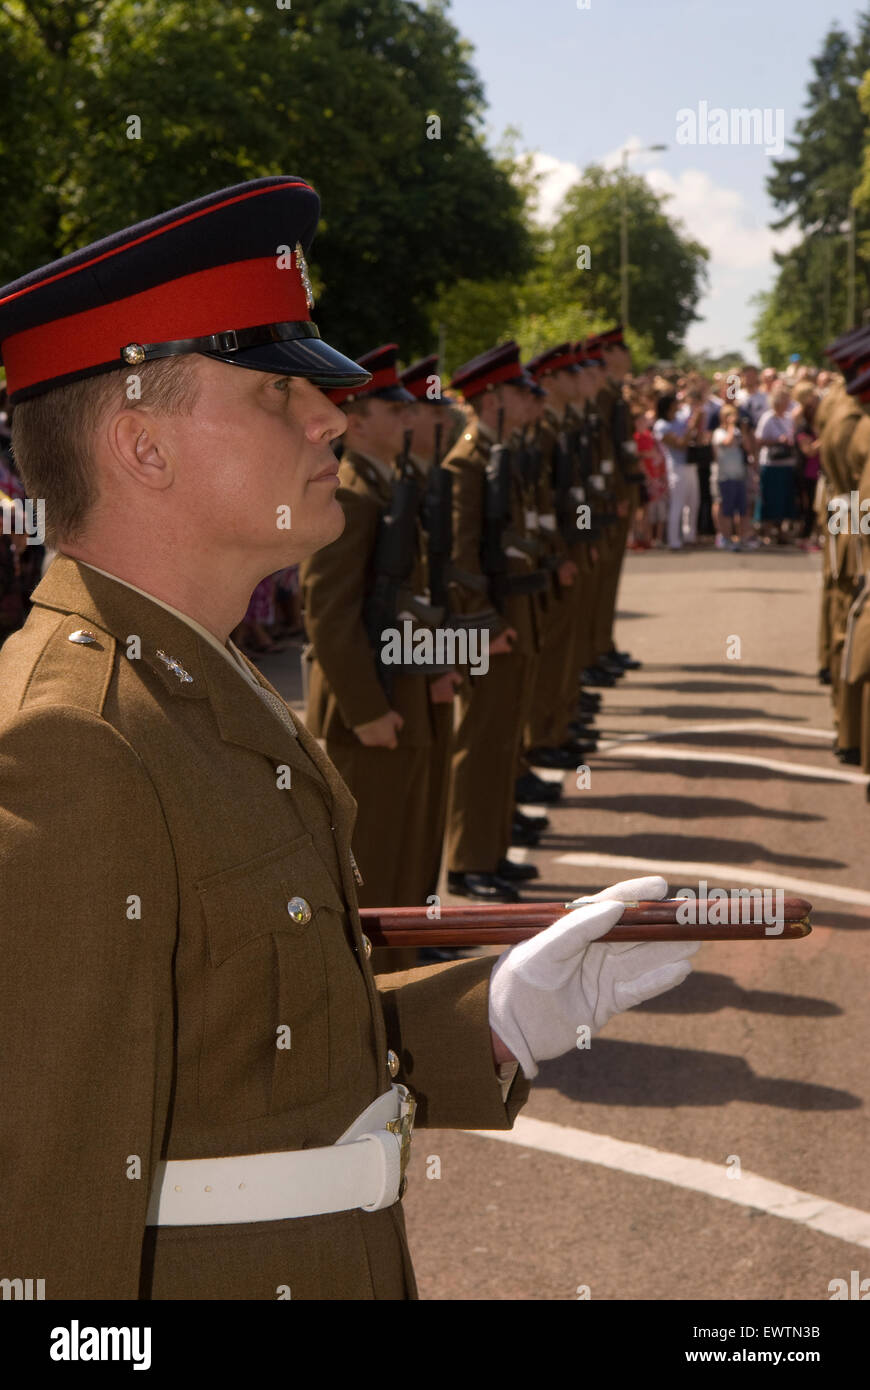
[511,899,626,982]
[613,958,695,1011]
[584,875,669,905]
[605,938,703,976]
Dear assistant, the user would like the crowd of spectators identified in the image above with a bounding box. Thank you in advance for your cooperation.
[0,360,836,651]
[625,361,828,553]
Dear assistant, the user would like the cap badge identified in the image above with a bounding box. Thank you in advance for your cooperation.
[122,343,146,365]
[156,649,194,684]
[295,243,315,311]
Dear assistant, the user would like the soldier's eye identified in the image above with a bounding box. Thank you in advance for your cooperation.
[272,377,292,393]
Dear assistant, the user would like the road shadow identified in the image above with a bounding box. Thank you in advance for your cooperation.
[614,705,809,722]
[532,832,843,871]
[538,1039,859,1111]
[629,730,834,751]
[541,794,821,822]
[621,679,806,695]
[810,908,870,931]
[632,970,840,1018]
[578,755,856,785]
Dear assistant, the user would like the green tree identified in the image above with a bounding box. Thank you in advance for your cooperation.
[751,233,855,366]
[768,19,870,239]
[760,15,870,357]
[536,165,708,359]
[0,0,533,355]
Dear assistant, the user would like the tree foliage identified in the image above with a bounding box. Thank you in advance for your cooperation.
[757,13,870,360]
[0,0,533,354]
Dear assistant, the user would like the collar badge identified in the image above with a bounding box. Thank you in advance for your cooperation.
[156,650,194,684]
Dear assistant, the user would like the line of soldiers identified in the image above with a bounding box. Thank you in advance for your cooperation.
[814,326,870,789]
[301,330,647,965]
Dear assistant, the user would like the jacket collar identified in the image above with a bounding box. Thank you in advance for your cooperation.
[30,555,336,797]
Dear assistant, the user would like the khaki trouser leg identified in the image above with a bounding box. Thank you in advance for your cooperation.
[595,514,630,656]
[446,648,530,874]
[527,589,576,747]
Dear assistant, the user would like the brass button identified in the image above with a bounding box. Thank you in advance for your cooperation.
[362,934,372,959]
[387,1049,399,1078]
[68,629,98,645]
[286,896,312,925]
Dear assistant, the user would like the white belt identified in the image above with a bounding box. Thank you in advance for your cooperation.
[145,1085,415,1227]
[524,509,539,529]
[538,513,557,531]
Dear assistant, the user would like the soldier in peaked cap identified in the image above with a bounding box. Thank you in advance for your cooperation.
[0,186,532,1298]
[522,343,599,768]
[586,327,642,676]
[0,178,700,1302]
[301,344,453,970]
[398,355,466,911]
[441,342,549,901]
[817,334,870,761]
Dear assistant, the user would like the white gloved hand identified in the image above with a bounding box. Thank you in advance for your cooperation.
[488,876,700,1079]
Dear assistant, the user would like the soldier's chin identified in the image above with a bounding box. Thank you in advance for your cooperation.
[310,492,347,551]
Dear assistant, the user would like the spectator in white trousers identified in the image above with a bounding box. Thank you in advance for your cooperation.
[653,393,702,549]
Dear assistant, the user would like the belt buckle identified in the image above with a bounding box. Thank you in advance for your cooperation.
[385,1084,416,1189]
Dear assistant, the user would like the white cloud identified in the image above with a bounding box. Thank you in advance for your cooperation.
[643,166,800,270]
[526,151,582,225]
[524,142,807,356]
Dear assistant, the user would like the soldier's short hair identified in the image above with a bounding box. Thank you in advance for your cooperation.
[11,356,200,547]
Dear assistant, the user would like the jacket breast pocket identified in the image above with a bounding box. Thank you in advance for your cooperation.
[196,832,364,1122]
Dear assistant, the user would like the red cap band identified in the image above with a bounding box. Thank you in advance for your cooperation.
[3,253,309,396]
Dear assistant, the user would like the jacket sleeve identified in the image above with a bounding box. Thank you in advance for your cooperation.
[300,487,392,730]
[376,955,530,1130]
[0,707,178,1299]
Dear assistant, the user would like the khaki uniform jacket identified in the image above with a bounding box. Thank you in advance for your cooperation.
[0,556,529,1300]
[443,416,538,655]
[302,452,434,749]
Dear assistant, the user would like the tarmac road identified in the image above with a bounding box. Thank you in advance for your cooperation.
[273,546,869,1302]
[398,547,870,1301]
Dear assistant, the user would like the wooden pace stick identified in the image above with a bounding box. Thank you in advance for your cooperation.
[359,896,814,948]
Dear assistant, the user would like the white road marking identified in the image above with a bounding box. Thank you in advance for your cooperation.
[554,852,870,909]
[593,743,869,783]
[465,1117,870,1250]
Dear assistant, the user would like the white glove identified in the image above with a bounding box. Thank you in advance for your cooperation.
[488,876,700,1079]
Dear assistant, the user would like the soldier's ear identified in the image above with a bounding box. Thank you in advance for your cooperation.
[105,410,175,492]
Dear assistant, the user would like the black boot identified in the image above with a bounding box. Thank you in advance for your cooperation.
[497,857,540,881]
[447,871,520,902]
[515,771,563,804]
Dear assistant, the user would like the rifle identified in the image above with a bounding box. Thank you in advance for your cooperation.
[479,407,512,602]
[362,430,421,694]
[421,421,452,611]
[359,896,813,948]
[481,409,548,606]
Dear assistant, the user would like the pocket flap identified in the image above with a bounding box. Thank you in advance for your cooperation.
[197,832,346,966]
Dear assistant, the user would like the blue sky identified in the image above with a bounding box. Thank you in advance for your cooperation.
[446,0,867,359]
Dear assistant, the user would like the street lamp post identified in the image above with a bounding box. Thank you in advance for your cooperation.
[619,142,667,329]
